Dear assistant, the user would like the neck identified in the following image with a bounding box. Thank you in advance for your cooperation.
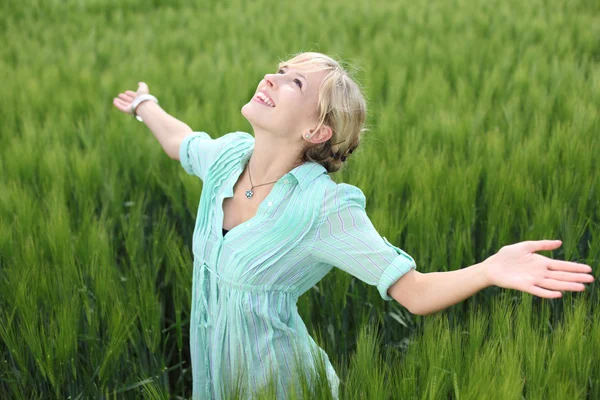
[246,130,305,185]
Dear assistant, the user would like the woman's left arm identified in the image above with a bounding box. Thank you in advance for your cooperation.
[389,240,595,316]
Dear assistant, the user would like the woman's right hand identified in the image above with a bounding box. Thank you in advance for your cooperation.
[112,82,150,115]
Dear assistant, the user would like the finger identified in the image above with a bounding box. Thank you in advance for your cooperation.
[528,285,563,299]
[112,99,126,113]
[138,82,149,93]
[545,270,595,283]
[522,240,562,253]
[118,93,134,102]
[113,98,131,113]
[546,259,593,273]
[125,90,137,97]
[113,97,126,108]
[538,278,586,292]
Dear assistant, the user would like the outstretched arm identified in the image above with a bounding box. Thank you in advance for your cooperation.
[389,240,595,316]
[113,82,193,160]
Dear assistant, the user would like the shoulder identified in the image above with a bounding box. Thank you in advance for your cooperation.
[182,130,253,152]
[210,131,254,162]
[219,131,254,148]
[228,130,254,141]
[319,179,367,215]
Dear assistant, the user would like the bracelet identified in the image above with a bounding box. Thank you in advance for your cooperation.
[131,94,159,122]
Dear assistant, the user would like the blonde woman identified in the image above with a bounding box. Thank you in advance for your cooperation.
[113,52,594,399]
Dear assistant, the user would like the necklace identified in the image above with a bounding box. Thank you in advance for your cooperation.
[245,163,278,199]
[245,159,302,199]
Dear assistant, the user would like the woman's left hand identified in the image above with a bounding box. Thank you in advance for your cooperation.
[483,240,595,298]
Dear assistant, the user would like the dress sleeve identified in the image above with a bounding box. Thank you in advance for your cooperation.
[179,131,252,181]
[311,183,417,301]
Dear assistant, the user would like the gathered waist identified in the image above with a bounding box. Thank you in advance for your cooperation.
[197,259,301,297]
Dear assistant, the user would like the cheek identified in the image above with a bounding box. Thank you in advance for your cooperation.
[300,94,317,111]
[304,108,316,120]
[290,102,314,120]
[278,91,318,120]
[305,101,320,121]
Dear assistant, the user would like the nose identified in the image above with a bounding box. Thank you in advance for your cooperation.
[263,73,277,89]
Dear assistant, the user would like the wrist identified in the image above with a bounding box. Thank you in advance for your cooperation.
[131,94,159,122]
[136,99,156,114]
[479,260,495,287]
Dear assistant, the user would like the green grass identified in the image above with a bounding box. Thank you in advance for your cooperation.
[0,0,598,398]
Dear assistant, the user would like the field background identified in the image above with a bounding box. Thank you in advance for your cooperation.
[1,0,599,398]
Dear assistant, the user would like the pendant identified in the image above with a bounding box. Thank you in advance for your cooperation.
[245,189,254,199]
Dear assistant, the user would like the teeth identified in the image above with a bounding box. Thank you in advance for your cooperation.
[257,92,275,107]
[258,93,272,106]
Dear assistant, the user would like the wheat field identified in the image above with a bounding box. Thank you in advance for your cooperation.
[0,0,598,398]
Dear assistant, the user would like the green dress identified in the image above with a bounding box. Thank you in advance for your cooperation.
[180,131,416,399]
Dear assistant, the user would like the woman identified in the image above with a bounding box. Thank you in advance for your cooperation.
[113,52,594,399]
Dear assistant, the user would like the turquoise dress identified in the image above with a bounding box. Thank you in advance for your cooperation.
[180,131,417,399]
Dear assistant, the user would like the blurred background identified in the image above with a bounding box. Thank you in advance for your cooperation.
[0,0,598,398]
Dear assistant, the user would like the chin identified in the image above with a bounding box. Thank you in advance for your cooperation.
[241,102,253,120]
[241,102,286,136]
[241,103,268,130]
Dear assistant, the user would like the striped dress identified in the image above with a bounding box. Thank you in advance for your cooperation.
[180,131,417,399]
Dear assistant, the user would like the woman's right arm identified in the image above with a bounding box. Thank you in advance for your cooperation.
[113,82,193,160]
[135,100,192,160]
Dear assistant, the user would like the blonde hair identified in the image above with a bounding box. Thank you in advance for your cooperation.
[278,52,368,174]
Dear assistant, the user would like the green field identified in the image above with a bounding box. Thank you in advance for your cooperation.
[1,0,599,398]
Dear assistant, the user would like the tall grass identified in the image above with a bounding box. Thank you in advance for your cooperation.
[0,0,598,397]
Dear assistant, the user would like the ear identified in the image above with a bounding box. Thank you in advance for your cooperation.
[309,125,333,144]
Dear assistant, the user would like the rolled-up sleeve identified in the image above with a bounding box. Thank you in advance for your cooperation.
[311,183,416,301]
[179,131,252,181]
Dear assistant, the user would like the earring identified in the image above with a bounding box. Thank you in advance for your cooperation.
[305,133,310,138]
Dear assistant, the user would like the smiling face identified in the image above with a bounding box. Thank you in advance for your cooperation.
[241,64,330,141]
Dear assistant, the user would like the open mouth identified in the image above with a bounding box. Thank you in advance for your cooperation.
[254,91,275,107]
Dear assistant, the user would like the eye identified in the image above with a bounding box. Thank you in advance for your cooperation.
[277,69,303,89]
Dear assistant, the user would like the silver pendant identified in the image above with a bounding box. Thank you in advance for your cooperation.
[245,189,254,199]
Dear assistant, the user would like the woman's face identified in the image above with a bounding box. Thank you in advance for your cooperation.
[241,64,328,139]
